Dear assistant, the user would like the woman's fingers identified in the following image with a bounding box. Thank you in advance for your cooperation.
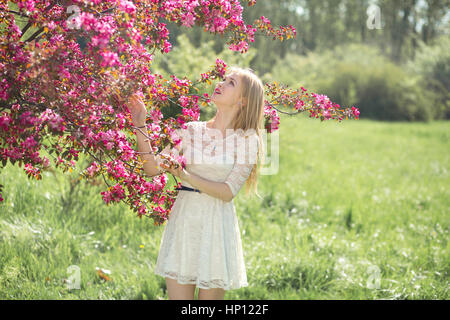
[132,93,142,102]
[160,161,181,177]
[160,162,170,171]
[127,96,136,108]
[161,164,173,175]
[130,96,140,106]
[128,93,140,104]
[128,95,145,115]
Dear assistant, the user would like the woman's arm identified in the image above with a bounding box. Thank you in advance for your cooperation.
[180,170,234,202]
[135,126,165,177]
[127,93,165,178]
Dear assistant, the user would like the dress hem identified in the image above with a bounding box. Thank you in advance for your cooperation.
[154,270,249,291]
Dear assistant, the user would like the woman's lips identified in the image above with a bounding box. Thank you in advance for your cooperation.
[214,89,221,94]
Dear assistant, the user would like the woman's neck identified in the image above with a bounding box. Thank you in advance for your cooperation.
[208,109,236,133]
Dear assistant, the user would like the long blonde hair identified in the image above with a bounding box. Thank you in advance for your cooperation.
[218,66,265,198]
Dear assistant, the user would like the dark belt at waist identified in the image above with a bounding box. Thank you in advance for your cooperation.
[175,185,201,193]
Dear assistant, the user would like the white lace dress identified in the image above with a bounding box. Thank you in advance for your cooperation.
[154,120,259,290]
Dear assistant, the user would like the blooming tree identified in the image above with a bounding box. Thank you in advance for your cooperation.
[0,0,359,225]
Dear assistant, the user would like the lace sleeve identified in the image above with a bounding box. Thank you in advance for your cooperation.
[224,133,259,198]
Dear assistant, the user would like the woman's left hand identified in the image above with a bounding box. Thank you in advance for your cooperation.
[160,160,184,179]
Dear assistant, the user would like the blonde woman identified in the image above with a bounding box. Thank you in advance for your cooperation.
[128,66,265,300]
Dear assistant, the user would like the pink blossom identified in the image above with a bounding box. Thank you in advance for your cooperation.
[94,21,115,36]
[86,162,101,178]
[100,51,120,67]
[0,78,10,100]
[24,163,39,177]
[47,21,57,31]
[182,105,200,120]
[352,106,360,118]
[295,100,305,111]
[181,13,196,28]
[18,0,35,13]
[0,114,12,131]
[19,111,39,127]
[264,104,280,133]
[178,95,190,107]
[260,16,271,25]
[211,16,229,32]
[42,156,50,168]
[186,0,200,11]
[229,40,248,53]
[176,155,186,169]
[23,136,38,149]
[91,35,110,47]
[313,93,330,106]
[162,41,172,53]
[119,0,136,14]
[9,21,22,40]
[201,73,210,81]
[79,13,97,31]
[322,109,332,120]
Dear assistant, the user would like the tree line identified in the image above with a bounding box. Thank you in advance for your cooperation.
[164,0,449,74]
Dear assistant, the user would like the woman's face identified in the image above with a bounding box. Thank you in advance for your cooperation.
[211,73,243,108]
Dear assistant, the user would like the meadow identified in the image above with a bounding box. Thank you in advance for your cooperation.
[0,116,448,300]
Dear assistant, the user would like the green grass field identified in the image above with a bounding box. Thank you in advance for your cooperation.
[0,116,448,299]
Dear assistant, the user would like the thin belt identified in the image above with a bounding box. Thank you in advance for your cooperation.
[175,184,201,193]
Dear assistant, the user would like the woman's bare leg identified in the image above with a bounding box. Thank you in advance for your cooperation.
[198,288,226,300]
[166,277,196,300]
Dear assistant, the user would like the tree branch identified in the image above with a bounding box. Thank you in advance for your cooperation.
[0,8,29,18]
[25,27,45,43]
[266,102,301,115]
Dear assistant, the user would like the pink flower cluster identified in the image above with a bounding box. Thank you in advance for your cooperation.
[263,81,360,122]
[182,13,196,28]
[17,0,35,13]
[0,78,11,101]
[100,51,120,67]
[85,161,101,178]
[39,109,65,133]
[101,184,126,204]
[118,0,136,15]
[264,104,280,133]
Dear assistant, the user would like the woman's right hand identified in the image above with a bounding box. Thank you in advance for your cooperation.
[127,93,147,126]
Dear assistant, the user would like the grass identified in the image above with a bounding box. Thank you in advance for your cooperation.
[0,116,448,299]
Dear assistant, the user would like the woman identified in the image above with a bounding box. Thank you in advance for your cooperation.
[127,66,265,300]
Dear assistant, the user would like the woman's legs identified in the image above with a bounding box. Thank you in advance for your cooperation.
[166,277,196,300]
[165,277,226,300]
[198,288,226,300]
